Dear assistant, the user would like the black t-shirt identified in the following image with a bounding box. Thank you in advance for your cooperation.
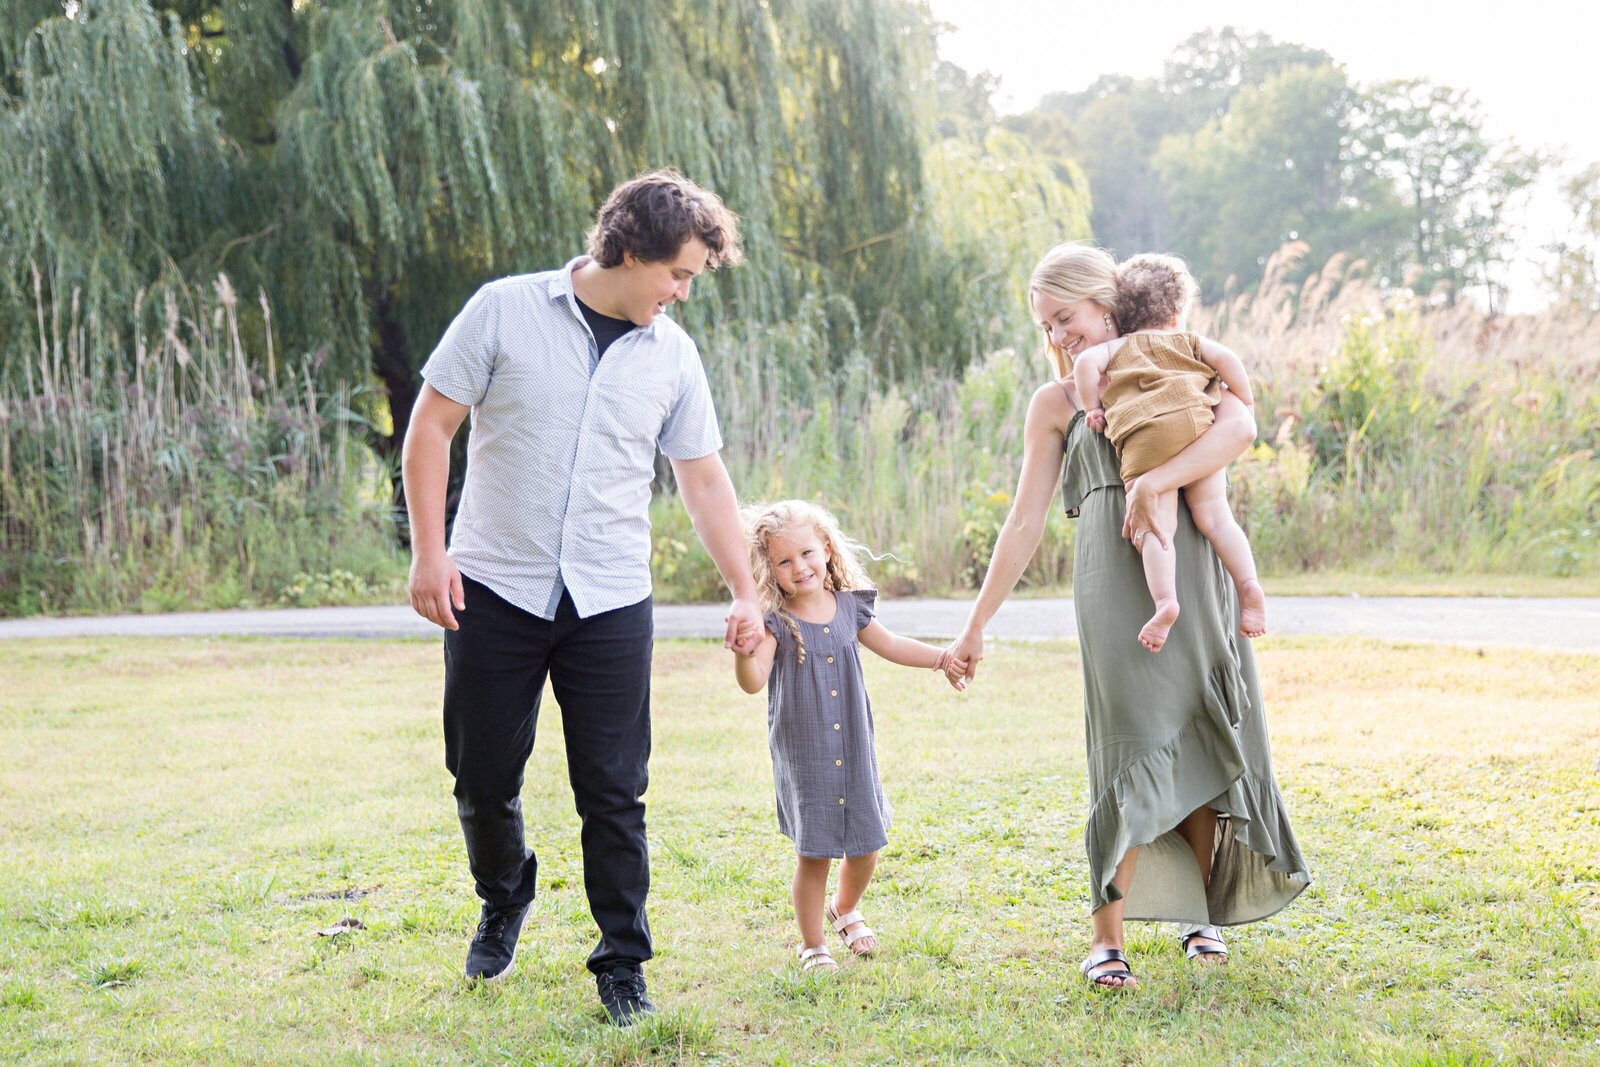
[575,294,637,360]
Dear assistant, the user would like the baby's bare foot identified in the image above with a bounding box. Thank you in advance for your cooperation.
[1139,599,1180,653]
[1238,579,1267,639]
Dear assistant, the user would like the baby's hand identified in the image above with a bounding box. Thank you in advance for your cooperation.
[1086,408,1106,433]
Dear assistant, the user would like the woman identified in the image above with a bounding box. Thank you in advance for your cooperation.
[947,243,1309,990]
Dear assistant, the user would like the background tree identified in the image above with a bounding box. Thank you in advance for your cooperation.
[1156,64,1403,299]
[1006,30,1544,308]
[1361,79,1484,302]
[1028,28,1335,266]
[1159,26,1334,126]
[1459,142,1549,315]
[0,1,235,382]
[1039,75,1179,258]
[1544,162,1600,315]
[1,0,1084,480]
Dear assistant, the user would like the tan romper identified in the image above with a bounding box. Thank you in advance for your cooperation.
[1100,331,1221,481]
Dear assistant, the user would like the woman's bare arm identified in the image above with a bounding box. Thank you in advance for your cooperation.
[947,381,1075,683]
[1122,390,1257,547]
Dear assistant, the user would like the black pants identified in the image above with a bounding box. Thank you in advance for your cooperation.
[443,575,653,974]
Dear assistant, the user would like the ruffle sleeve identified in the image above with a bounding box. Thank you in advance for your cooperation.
[849,588,878,631]
[1060,409,1125,518]
[763,609,794,654]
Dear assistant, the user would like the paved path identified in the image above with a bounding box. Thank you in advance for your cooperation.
[1,597,1596,654]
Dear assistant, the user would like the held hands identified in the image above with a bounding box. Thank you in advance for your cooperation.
[931,648,969,691]
[724,597,762,656]
[1086,407,1107,434]
[409,552,465,631]
[942,628,984,690]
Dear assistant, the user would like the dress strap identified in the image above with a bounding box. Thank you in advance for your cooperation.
[1055,377,1077,409]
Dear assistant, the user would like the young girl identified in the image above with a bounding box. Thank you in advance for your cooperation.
[1072,252,1267,652]
[733,500,966,972]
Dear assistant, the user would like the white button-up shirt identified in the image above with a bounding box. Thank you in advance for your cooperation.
[420,257,722,619]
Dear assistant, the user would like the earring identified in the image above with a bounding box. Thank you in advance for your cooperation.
[1103,313,1114,333]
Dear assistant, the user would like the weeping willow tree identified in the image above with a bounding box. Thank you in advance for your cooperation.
[1,0,1089,463]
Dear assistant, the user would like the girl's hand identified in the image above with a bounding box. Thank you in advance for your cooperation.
[945,629,984,687]
[724,598,762,656]
[933,649,969,691]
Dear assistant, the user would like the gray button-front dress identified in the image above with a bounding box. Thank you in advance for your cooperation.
[764,589,892,859]
[1063,407,1311,925]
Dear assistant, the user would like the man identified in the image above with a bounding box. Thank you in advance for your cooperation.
[401,170,760,1025]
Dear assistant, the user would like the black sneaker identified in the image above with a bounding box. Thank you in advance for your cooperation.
[463,901,529,982]
[596,966,654,1026]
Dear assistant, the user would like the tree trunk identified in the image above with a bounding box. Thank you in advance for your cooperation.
[370,291,415,513]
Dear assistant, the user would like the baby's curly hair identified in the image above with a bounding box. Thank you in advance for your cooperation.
[1115,253,1198,333]
[744,499,873,663]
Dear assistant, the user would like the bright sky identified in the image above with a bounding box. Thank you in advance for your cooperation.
[926,0,1597,311]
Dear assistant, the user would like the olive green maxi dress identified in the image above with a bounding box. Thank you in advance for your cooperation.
[1062,407,1310,924]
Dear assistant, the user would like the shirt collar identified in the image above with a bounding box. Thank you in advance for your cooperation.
[547,255,663,339]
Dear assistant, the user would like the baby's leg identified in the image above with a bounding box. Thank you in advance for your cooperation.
[794,855,831,950]
[1185,471,1266,638]
[1137,488,1182,653]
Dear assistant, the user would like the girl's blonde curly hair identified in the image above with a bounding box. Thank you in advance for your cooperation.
[744,499,873,664]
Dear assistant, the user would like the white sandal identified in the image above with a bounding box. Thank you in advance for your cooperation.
[825,899,876,956]
[798,943,837,972]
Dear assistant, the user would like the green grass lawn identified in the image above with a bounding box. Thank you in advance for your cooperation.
[2,636,1597,1065]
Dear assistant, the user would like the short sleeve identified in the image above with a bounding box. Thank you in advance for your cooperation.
[764,610,793,654]
[850,589,878,631]
[657,337,723,460]
[420,284,501,408]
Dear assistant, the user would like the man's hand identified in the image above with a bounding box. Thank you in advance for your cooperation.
[724,596,761,656]
[409,553,465,631]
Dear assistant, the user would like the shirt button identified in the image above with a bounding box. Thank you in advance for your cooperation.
[833,723,840,730]
[838,798,845,805]
[835,759,842,766]
[830,689,837,697]
[823,627,830,634]
[827,656,834,663]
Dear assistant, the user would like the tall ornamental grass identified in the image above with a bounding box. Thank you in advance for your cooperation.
[655,246,1600,599]
[6,249,1594,615]
[1203,246,1600,578]
[0,274,404,617]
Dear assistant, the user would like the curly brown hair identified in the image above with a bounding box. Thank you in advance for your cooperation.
[1115,252,1198,333]
[586,169,744,270]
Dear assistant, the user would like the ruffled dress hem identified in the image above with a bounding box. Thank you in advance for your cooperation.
[1084,665,1310,926]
